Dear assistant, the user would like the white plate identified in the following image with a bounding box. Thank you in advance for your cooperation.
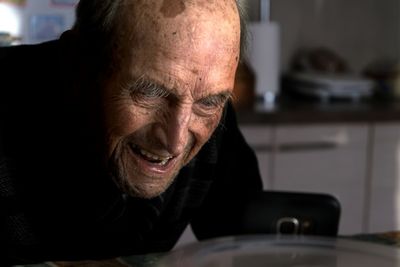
[156,235,400,267]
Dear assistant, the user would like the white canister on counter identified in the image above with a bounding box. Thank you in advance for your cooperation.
[247,21,281,104]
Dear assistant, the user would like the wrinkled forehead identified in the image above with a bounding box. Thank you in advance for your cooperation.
[118,0,241,53]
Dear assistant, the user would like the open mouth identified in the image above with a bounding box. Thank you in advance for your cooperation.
[129,144,173,166]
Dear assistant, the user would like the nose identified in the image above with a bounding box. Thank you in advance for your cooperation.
[162,104,192,156]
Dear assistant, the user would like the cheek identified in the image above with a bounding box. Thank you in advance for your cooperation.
[183,112,222,164]
[103,102,155,148]
[191,112,223,147]
[105,104,136,135]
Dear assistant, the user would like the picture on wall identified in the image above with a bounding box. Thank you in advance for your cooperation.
[0,0,26,5]
[30,14,65,43]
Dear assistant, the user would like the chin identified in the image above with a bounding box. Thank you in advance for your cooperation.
[111,166,179,199]
[129,185,168,199]
[108,138,193,199]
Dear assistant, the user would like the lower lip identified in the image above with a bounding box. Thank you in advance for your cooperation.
[128,146,178,176]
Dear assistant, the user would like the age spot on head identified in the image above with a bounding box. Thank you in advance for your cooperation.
[160,0,186,18]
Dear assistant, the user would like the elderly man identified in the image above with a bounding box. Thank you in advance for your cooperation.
[0,0,261,264]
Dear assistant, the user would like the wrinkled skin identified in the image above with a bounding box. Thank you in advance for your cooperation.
[98,0,241,198]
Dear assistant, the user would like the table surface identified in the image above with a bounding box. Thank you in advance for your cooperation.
[15,232,400,267]
[237,93,400,125]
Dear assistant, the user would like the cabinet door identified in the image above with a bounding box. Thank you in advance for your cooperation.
[240,125,273,190]
[272,124,369,235]
[369,123,400,232]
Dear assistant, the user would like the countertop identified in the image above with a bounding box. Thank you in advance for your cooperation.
[237,93,400,125]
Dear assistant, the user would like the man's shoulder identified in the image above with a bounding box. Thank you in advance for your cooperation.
[0,40,61,70]
[0,40,63,102]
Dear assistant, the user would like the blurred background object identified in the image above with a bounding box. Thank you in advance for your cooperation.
[236,0,280,109]
[363,59,400,99]
[0,0,77,46]
[0,31,20,46]
[291,47,348,74]
[284,71,375,102]
[283,47,375,102]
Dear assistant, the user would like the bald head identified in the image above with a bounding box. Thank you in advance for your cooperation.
[73,0,246,71]
[123,0,240,41]
[112,0,240,70]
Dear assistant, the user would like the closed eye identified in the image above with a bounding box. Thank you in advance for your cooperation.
[197,92,232,108]
[195,92,232,115]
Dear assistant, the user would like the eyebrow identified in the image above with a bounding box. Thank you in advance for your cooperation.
[198,91,233,106]
[129,76,172,98]
[128,75,233,104]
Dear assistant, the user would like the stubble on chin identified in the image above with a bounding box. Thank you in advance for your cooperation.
[108,140,180,199]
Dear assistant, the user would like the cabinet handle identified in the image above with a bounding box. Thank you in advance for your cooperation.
[249,141,340,153]
[277,141,339,152]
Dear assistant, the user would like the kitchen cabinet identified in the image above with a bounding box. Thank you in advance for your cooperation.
[236,94,400,235]
[272,124,369,235]
[368,123,400,232]
[240,124,369,235]
[176,120,400,247]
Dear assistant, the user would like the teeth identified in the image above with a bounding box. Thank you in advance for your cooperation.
[139,148,172,165]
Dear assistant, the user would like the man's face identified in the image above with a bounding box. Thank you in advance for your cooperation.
[100,0,240,198]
